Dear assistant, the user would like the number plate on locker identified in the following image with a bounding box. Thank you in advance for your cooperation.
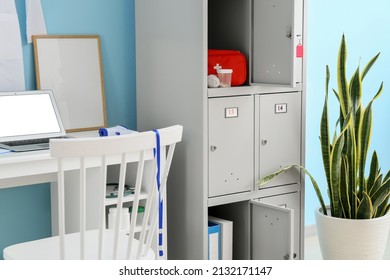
[275,103,287,114]
[225,107,238,118]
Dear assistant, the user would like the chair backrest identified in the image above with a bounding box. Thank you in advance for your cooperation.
[50,125,183,259]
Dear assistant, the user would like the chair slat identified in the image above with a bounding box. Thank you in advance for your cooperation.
[79,157,87,259]
[98,155,107,260]
[57,160,66,260]
[112,152,128,259]
[4,125,182,260]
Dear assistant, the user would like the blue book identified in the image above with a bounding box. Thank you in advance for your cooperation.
[208,221,220,260]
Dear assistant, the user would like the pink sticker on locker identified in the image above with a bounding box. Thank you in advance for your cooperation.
[296,43,303,58]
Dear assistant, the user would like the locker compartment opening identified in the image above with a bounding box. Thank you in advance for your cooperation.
[209,201,250,260]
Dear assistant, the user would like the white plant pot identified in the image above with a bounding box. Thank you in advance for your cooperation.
[315,206,390,260]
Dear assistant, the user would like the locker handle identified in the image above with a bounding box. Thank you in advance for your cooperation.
[261,139,268,145]
[210,145,217,151]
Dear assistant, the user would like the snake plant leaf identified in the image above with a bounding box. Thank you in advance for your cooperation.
[371,175,389,213]
[354,106,362,146]
[326,65,330,97]
[332,89,340,102]
[339,156,351,218]
[357,192,373,219]
[329,128,347,217]
[384,170,390,183]
[373,81,384,101]
[367,151,379,195]
[377,197,390,217]
[256,165,294,186]
[337,34,349,118]
[361,52,380,81]
[256,165,327,215]
[321,66,332,193]
[349,66,362,115]
[347,130,357,217]
[358,101,374,195]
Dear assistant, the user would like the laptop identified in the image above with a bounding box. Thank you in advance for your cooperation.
[0,90,66,152]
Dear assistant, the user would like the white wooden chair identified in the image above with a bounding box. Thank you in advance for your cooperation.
[3,125,183,260]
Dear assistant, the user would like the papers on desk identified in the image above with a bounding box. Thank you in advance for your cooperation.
[98,125,137,137]
[0,148,11,154]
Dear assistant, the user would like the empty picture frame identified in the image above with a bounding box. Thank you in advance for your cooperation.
[33,35,107,132]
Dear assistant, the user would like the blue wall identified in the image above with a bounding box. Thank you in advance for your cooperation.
[0,0,135,259]
[305,0,390,224]
[1,0,389,259]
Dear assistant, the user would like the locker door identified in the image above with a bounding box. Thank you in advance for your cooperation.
[255,191,301,259]
[258,92,301,188]
[251,198,294,260]
[252,0,303,86]
[208,96,254,197]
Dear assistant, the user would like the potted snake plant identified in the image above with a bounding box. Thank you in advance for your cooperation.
[258,34,390,259]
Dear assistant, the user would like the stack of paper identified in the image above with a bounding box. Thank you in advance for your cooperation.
[208,216,233,260]
[208,221,220,260]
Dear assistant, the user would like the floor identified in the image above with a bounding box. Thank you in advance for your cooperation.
[304,225,390,260]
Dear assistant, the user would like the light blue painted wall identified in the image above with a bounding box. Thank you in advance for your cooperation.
[305,0,390,225]
[0,0,135,259]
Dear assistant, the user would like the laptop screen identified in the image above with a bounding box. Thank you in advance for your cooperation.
[0,90,66,142]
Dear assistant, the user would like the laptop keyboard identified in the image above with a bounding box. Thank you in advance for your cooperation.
[2,138,51,147]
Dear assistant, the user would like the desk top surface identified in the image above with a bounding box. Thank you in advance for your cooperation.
[0,131,98,164]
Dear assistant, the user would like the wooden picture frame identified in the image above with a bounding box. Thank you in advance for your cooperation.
[33,35,107,132]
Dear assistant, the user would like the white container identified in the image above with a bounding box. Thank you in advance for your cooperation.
[217,69,233,87]
[108,207,130,230]
[130,206,145,225]
[315,206,390,259]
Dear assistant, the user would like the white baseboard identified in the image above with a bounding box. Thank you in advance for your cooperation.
[304,224,317,237]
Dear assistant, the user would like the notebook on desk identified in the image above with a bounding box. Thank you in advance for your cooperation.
[0,90,66,152]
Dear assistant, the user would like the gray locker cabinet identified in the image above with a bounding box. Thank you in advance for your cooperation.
[135,0,307,260]
[208,96,254,197]
[257,92,302,188]
[252,0,304,86]
[251,191,301,260]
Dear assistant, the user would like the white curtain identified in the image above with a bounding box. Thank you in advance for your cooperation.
[26,0,47,43]
[0,0,25,91]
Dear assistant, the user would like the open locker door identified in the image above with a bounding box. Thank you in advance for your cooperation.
[252,0,303,87]
[251,200,294,260]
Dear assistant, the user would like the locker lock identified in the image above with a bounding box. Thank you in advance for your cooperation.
[283,253,297,260]
[261,139,268,145]
[210,145,217,151]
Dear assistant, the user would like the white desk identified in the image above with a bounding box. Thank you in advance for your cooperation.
[0,131,98,189]
[0,150,57,189]
[0,138,164,253]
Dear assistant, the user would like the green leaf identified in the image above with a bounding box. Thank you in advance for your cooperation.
[384,170,390,183]
[337,34,349,118]
[373,81,384,101]
[361,52,380,80]
[329,129,346,217]
[321,67,332,199]
[357,192,373,219]
[339,156,351,218]
[377,198,390,217]
[256,165,327,215]
[256,165,293,186]
[367,151,379,195]
[349,66,362,115]
[354,106,362,147]
[371,175,389,214]
[358,101,373,195]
